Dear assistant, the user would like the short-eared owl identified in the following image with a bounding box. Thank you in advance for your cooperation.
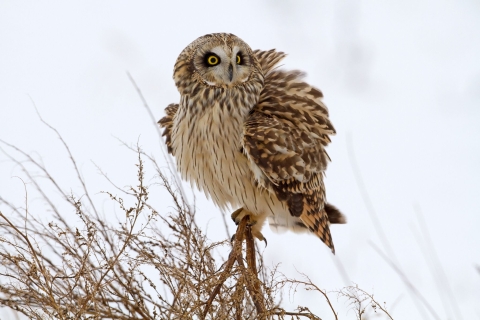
[159,33,345,253]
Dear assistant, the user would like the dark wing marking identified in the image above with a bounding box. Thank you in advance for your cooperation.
[158,103,179,154]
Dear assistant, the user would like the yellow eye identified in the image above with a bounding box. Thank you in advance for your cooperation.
[207,55,219,66]
[236,55,241,64]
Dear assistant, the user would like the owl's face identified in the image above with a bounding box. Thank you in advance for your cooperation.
[191,40,254,87]
[174,33,262,93]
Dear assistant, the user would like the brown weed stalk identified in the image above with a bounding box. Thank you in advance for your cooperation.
[0,132,393,319]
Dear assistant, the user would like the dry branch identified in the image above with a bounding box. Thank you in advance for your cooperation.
[0,135,394,319]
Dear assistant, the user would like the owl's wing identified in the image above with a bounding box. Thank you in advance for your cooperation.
[158,103,179,154]
[253,49,287,75]
[244,51,341,252]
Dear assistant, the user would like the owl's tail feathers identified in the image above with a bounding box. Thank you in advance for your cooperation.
[325,203,346,224]
[300,210,335,254]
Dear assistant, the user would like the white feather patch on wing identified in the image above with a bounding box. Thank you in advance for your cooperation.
[267,214,310,234]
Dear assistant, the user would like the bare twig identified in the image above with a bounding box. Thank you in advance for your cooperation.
[245,224,266,317]
[202,215,248,319]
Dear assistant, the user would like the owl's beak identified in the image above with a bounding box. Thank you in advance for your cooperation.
[228,63,233,82]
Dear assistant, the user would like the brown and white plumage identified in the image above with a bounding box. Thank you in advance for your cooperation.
[159,33,345,253]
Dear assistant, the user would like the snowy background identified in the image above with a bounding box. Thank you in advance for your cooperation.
[1,1,479,319]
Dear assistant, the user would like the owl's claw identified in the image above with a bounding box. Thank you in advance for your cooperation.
[252,229,267,246]
[256,236,267,247]
[231,208,266,245]
[231,208,258,226]
[231,208,244,224]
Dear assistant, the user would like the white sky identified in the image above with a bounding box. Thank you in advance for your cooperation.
[1,1,479,319]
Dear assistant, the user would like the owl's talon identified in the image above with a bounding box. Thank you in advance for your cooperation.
[231,209,267,245]
[231,208,257,225]
[252,230,267,247]
[231,208,244,224]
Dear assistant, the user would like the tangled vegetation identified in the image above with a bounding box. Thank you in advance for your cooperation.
[0,119,395,319]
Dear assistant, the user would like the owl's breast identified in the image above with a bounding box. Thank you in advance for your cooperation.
[171,101,259,210]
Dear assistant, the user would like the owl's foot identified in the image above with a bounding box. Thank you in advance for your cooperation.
[230,207,245,224]
[231,208,267,246]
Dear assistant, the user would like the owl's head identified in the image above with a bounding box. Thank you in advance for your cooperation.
[173,33,263,94]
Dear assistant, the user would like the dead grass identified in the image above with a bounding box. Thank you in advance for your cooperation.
[0,133,395,319]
